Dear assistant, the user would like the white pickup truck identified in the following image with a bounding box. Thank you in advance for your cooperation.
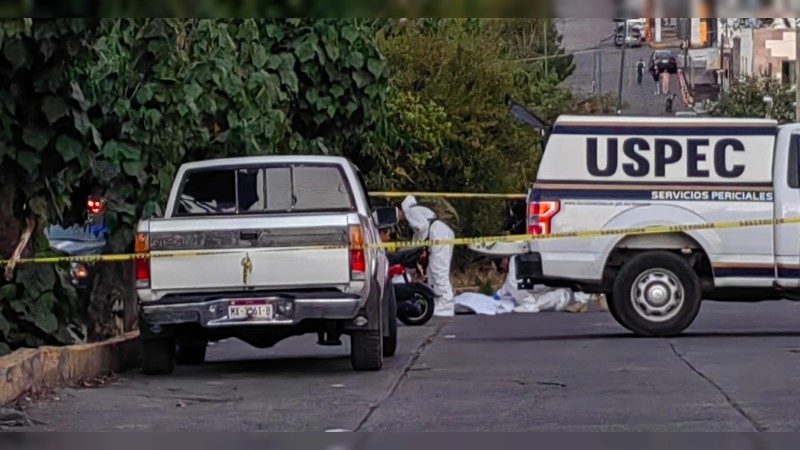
[134,156,398,374]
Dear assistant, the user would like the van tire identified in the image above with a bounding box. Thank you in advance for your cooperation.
[383,287,398,358]
[351,329,384,370]
[611,251,701,337]
[604,294,633,331]
[142,337,176,375]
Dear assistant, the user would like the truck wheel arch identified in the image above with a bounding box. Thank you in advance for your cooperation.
[595,204,723,257]
[597,206,721,292]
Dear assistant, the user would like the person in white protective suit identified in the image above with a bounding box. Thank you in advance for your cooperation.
[399,195,455,317]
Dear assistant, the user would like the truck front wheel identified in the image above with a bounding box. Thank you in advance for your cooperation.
[611,251,701,337]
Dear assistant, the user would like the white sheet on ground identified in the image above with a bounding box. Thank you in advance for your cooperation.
[454,292,516,315]
[453,255,591,315]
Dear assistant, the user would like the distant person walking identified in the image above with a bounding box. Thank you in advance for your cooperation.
[652,66,661,95]
[660,70,670,96]
[636,58,645,85]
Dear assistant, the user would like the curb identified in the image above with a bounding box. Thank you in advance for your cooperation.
[0,331,140,406]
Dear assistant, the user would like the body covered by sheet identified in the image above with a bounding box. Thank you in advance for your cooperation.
[454,256,591,315]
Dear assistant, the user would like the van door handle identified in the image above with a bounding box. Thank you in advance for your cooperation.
[240,231,259,241]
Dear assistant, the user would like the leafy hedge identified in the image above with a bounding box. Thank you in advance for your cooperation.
[0,18,389,353]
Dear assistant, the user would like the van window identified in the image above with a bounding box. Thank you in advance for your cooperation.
[789,135,800,189]
[175,164,354,216]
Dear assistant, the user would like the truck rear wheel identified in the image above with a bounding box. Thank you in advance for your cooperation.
[383,287,398,358]
[142,337,176,375]
[351,330,383,370]
[611,251,701,337]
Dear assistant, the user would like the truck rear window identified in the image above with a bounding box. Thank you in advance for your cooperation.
[175,164,354,216]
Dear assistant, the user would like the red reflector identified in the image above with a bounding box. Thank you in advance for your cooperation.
[388,264,405,278]
[528,200,560,236]
[529,201,559,216]
[351,250,366,272]
[135,258,150,281]
[529,224,546,235]
[349,225,366,273]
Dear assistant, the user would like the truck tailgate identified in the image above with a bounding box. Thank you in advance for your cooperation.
[146,214,352,294]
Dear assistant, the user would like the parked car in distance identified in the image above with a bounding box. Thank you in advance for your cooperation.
[650,50,678,74]
[614,24,643,48]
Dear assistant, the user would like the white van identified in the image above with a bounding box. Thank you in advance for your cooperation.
[474,115,800,336]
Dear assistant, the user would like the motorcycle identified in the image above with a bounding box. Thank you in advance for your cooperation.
[47,225,107,288]
[387,247,436,326]
[46,196,108,289]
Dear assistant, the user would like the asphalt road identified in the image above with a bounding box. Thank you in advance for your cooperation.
[558,18,689,116]
[20,301,800,432]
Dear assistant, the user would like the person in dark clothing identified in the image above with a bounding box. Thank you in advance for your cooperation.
[636,58,645,85]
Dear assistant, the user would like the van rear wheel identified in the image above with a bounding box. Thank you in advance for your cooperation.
[604,293,633,331]
[611,251,701,337]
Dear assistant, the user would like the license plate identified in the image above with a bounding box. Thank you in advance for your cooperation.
[228,300,273,320]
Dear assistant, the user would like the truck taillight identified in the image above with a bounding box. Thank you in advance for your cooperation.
[528,200,560,235]
[135,232,150,288]
[349,225,366,277]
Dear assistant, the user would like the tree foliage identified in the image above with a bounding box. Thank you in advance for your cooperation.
[364,19,611,239]
[710,76,794,123]
[0,18,388,354]
[0,18,611,355]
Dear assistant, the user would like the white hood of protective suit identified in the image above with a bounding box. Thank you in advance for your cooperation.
[401,195,436,241]
[401,195,417,212]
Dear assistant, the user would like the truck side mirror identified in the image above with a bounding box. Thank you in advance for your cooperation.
[373,207,398,228]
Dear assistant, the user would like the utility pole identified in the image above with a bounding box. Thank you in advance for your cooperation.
[598,45,603,93]
[719,19,724,95]
[617,19,628,115]
[795,18,800,121]
[544,20,549,79]
[592,47,597,93]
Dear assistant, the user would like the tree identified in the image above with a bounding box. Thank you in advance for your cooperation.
[0,19,389,354]
[492,18,575,83]
[366,19,613,240]
[710,75,794,123]
[0,18,620,355]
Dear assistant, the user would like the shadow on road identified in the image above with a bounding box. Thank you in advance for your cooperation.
[199,355,353,374]
[463,330,800,343]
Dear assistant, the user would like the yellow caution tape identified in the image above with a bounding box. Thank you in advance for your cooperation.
[2,216,799,266]
[369,191,527,199]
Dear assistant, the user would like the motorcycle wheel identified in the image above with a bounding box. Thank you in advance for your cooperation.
[398,294,435,326]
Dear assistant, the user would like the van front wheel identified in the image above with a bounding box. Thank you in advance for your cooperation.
[611,251,701,337]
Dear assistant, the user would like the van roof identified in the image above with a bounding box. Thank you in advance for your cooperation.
[553,115,777,128]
